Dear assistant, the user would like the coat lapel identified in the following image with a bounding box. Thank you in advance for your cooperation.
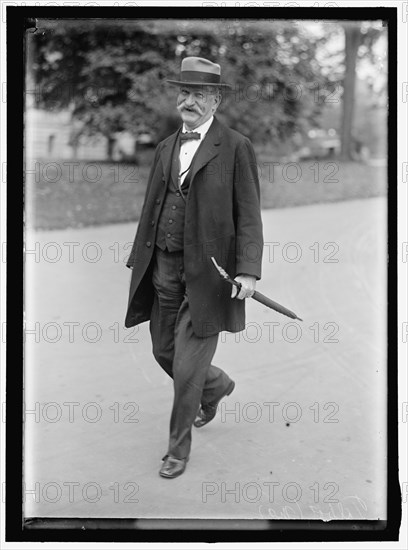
[188,117,222,185]
[160,127,181,184]
[158,117,222,186]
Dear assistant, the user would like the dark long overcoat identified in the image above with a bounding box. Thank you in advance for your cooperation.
[125,116,263,337]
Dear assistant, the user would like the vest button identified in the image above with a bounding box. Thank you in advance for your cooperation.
[168,219,173,224]
[176,192,180,197]
[156,199,161,204]
[167,233,172,238]
[151,220,155,226]
[172,205,177,210]
[146,241,152,247]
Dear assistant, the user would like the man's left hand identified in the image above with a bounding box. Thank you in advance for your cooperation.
[231,274,257,300]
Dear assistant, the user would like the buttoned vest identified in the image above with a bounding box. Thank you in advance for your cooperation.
[155,135,202,252]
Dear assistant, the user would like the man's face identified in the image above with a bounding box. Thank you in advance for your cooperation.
[176,86,220,130]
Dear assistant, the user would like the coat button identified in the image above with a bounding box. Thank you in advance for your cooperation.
[156,199,161,204]
[151,220,155,226]
[146,241,151,247]
[171,205,177,210]
[168,219,173,224]
[176,192,180,197]
[167,233,172,238]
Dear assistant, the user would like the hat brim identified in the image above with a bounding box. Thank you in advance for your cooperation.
[166,79,232,89]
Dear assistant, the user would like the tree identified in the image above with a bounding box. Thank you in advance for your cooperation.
[340,21,386,160]
[31,21,182,158]
[340,22,361,159]
[30,19,333,153]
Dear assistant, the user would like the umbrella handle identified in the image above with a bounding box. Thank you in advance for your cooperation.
[210,256,303,321]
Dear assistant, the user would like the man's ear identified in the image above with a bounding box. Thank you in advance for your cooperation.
[213,91,222,112]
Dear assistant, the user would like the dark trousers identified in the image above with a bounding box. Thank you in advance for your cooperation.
[150,246,233,459]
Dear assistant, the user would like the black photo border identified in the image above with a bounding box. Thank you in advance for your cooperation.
[5,4,401,544]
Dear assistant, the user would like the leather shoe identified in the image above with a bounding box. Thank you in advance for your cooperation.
[159,455,189,478]
[194,380,235,428]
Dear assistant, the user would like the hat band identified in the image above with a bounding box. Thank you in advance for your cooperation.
[179,70,220,84]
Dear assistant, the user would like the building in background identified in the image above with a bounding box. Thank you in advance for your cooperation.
[25,106,142,162]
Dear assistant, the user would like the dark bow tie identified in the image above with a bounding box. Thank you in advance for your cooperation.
[180,131,201,142]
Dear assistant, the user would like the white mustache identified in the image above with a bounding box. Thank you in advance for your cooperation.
[177,104,199,113]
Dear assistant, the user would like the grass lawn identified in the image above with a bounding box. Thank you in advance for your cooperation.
[26,155,387,231]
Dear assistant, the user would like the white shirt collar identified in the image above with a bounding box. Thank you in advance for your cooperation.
[182,115,214,138]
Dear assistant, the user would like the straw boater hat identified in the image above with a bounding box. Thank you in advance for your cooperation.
[167,56,232,89]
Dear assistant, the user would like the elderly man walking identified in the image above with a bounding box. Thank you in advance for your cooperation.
[125,57,263,478]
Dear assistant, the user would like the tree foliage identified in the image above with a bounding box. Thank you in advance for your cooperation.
[31,19,332,148]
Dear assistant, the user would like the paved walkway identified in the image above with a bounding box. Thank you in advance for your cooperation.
[24,197,387,520]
